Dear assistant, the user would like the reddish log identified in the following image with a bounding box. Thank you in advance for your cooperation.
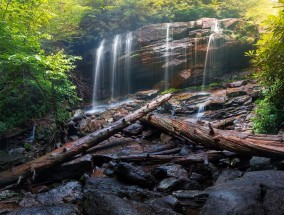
[143,114,284,158]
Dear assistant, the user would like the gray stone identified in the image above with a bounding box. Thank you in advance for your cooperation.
[8,204,79,215]
[84,177,161,201]
[19,181,83,207]
[36,155,93,182]
[249,156,272,171]
[114,162,156,188]
[215,169,243,185]
[173,190,208,203]
[157,177,180,192]
[123,123,144,135]
[84,191,140,215]
[201,170,284,215]
[226,80,247,88]
[157,164,188,179]
[130,198,181,215]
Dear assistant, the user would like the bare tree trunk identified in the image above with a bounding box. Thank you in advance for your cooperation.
[143,114,284,158]
[0,94,172,187]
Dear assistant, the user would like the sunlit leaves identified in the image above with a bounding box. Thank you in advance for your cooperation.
[249,2,284,133]
[0,0,84,133]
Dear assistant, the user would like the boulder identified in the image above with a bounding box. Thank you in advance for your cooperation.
[249,156,272,171]
[84,191,140,215]
[84,177,161,201]
[19,181,83,207]
[201,170,284,215]
[114,162,156,188]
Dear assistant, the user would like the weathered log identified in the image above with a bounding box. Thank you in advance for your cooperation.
[92,150,228,165]
[0,94,172,187]
[143,114,284,158]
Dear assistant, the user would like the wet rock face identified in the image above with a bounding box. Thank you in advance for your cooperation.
[131,18,251,90]
[85,18,252,99]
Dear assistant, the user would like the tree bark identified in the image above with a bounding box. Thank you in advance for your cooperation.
[0,94,172,187]
[92,150,227,164]
[143,114,284,158]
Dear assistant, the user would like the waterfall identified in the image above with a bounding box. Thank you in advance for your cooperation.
[164,23,171,87]
[92,40,105,109]
[125,32,133,94]
[202,20,222,88]
[111,35,122,100]
[90,33,133,111]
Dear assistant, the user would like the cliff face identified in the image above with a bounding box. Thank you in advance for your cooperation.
[85,18,253,99]
[131,18,251,90]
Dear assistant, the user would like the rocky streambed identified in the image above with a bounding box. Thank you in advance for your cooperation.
[1,80,284,215]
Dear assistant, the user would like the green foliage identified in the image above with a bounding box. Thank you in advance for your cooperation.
[253,98,279,134]
[79,0,275,43]
[249,2,284,134]
[24,143,32,151]
[209,82,221,88]
[160,88,182,95]
[0,0,85,135]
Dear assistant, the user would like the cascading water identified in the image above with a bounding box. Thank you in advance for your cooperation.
[197,21,222,119]
[111,35,122,100]
[124,32,133,94]
[92,40,105,109]
[197,105,205,119]
[202,20,222,88]
[164,23,171,87]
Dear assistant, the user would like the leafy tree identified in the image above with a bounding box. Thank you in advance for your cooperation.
[0,0,86,136]
[248,1,284,134]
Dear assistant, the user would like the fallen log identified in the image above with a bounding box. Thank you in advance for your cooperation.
[0,94,172,187]
[92,150,229,165]
[143,114,284,158]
